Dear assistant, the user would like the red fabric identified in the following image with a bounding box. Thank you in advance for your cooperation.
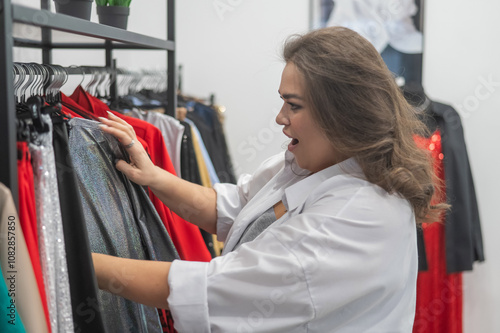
[61,92,150,154]
[69,86,212,262]
[59,103,82,119]
[413,131,463,333]
[17,142,51,333]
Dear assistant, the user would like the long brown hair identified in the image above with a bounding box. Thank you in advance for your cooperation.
[283,26,446,224]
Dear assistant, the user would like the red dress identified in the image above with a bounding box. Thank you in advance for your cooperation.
[413,131,463,333]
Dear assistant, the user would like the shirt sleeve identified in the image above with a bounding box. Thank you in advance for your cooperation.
[213,152,286,242]
[167,228,315,333]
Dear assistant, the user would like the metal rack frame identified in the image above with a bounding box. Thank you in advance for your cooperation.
[0,0,176,207]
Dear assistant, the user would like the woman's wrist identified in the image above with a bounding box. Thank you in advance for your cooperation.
[147,166,173,192]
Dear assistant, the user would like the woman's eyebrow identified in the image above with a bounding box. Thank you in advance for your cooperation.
[278,91,303,100]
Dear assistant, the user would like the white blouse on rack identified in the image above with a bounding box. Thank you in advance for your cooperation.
[326,0,423,54]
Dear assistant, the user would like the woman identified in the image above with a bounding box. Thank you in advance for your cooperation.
[94,26,444,332]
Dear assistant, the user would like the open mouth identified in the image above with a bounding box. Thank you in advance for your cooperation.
[288,138,299,151]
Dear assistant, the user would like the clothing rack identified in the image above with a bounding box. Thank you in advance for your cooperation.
[0,0,176,208]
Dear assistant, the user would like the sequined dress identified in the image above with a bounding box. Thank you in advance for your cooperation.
[413,130,463,333]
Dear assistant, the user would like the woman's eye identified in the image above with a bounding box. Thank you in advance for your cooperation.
[289,103,301,111]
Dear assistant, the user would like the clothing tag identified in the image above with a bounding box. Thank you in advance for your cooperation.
[273,201,287,219]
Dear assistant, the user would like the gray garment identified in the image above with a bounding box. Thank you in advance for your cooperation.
[234,207,276,250]
[29,114,75,333]
[68,118,179,333]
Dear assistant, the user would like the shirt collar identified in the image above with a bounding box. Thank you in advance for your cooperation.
[283,156,364,212]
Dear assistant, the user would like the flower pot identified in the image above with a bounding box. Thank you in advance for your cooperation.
[96,6,130,30]
[54,0,93,20]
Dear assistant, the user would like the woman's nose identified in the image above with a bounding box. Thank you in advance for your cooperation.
[275,106,289,126]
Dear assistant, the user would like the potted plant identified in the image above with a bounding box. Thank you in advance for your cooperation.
[96,0,132,30]
[54,0,94,20]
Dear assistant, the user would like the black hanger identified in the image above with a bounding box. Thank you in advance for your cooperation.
[16,118,31,142]
[27,95,50,133]
[401,81,438,135]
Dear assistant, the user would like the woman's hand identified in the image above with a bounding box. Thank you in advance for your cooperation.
[98,111,159,187]
[99,111,218,233]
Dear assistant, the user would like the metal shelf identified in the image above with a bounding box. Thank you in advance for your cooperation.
[1,0,176,207]
[12,4,175,50]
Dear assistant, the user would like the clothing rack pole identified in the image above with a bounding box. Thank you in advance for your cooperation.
[166,0,177,117]
[111,59,118,104]
[0,0,19,208]
[105,39,119,108]
[40,0,52,64]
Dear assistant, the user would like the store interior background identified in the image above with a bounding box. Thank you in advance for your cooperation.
[12,0,499,332]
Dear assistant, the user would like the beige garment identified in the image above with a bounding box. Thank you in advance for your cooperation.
[0,183,49,333]
[191,126,212,188]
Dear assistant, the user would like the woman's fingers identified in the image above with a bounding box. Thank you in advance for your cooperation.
[115,159,139,181]
[97,111,135,139]
[98,117,136,148]
[99,121,134,146]
[98,114,157,186]
[106,111,136,137]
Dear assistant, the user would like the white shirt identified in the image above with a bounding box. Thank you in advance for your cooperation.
[326,0,423,54]
[167,151,418,332]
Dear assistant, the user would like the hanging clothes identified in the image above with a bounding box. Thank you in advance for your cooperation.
[16,142,51,333]
[402,84,484,333]
[402,85,485,272]
[173,120,217,257]
[61,93,152,152]
[189,123,218,258]
[70,86,212,262]
[68,117,179,333]
[126,109,185,178]
[184,118,223,257]
[190,125,212,188]
[431,102,484,272]
[184,118,220,186]
[60,92,176,332]
[29,114,75,333]
[125,108,220,258]
[185,101,236,184]
[178,120,202,185]
[51,117,108,333]
[413,131,463,333]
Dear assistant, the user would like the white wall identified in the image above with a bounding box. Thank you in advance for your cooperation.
[423,1,500,332]
[176,0,309,176]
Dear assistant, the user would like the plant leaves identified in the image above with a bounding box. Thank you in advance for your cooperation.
[108,0,131,6]
[97,0,131,6]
